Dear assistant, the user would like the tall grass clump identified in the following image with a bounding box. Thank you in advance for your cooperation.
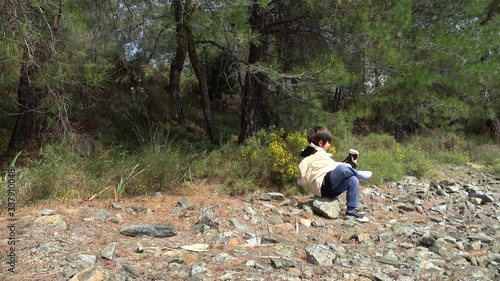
[125,119,192,194]
[17,144,96,204]
[133,143,186,193]
[191,140,252,186]
[13,120,191,204]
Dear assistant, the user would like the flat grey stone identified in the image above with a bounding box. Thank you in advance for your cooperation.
[229,218,247,232]
[311,197,340,219]
[262,192,285,201]
[78,253,97,264]
[120,223,176,238]
[37,209,56,216]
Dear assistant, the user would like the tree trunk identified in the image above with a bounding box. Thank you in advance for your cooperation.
[9,54,43,151]
[238,1,268,144]
[168,0,187,125]
[186,30,223,146]
[9,1,61,151]
[486,118,500,143]
[333,86,344,112]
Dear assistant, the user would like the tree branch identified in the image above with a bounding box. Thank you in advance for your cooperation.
[195,40,248,65]
[262,16,306,34]
[147,23,172,65]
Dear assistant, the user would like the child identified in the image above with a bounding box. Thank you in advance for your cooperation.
[298,126,370,222]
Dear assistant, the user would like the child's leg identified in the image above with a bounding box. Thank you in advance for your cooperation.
[323,165,360,212]
[336,176,359,212]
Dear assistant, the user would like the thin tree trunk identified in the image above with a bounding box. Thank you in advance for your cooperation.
[186,31,223,146]
[486,118,500,143]
[9,54,43,151]
[168,0,187,125]
[333,86,344,112]
[238,1,267,144]
[9,2,62,151]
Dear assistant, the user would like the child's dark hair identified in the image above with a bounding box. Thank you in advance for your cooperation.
[307,126,332,146]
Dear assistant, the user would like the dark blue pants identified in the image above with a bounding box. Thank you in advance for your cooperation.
[321,165,360,212]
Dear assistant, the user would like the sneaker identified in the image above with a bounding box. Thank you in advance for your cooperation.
[357,170,372,180]
[346,210,369,222]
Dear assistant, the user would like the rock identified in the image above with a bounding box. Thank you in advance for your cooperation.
[121,264,139,277]
[379,249,399,266]
[173,197,195,213]
[246,236,262,245]
[469,197,483,205]
[120,223,176,237]
[69,267,104,281]
[135,242,144,253]
[467,233,495,245]
[396,203,416,212]
[213,253,235,262]
[229,218,247,232]
[83,209,112,220]
[300,218,312,228]
[261,235,281,244]
[354,233,371,242]
[181,243,209,252]
[261,192,285,201]
[270,257,295,269]
[432,204,447,213]
[420,235,436,247]
[218,272,233,280]
[196,207,218,228]
[469,191,495,204]
[311,197,340,219]
[305,244,336,266]
[78,254,97,264]
[107,213,123,224]
[110,202,124,209]
[100,242,117,260]
[34,214,68,229]
[243,205,257,215]
[378,233,395,243]
[37,209,56,216]
[191,262,208,276]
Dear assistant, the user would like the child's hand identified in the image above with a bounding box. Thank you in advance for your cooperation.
[351,155,358,165]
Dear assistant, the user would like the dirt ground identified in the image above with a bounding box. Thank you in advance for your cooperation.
[1,180,440,281]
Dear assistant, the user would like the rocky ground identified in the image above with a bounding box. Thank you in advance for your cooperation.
[1,164,499,281]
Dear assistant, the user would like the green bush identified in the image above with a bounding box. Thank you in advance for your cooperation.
[433,150,469,165]
[194,127,310,195]
[400,144,434,178]
[240,127,308,185]
[491,161,500,175]
[356,149,405,185]
[335,134,434,184]
[362,133,400,150]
